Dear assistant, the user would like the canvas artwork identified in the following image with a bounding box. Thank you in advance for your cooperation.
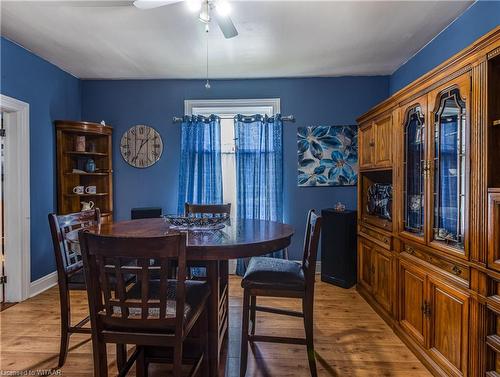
[297,125,358,187]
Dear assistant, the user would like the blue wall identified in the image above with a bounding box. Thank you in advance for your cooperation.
[390,1,500,94]
[0,37,82,281]
[81,77,389,260]
[2,0,495,279]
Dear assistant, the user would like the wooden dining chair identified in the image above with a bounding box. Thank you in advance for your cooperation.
[48,209,102,367]
[184,202,231,218]
[78,231,210,377]
[184,202,231,314]
[239,209,322,377]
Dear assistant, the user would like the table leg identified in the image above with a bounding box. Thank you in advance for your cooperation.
[207,260,230,377]
[207,261,220,377]
[218,261,229,356]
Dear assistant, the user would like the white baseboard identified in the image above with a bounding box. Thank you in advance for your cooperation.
[29,271,58,298]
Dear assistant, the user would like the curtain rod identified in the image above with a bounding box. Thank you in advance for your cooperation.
[172,115,295,123]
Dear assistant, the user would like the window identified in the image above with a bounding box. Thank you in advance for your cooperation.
[186,99,279,218]
[186,99,280,273]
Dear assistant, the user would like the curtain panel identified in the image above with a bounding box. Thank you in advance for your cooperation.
[235,114,284,275]
[177,115,223,214]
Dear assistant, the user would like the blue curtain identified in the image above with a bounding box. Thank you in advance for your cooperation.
[235,114,284,276]
[177,115,223,213]
[177,115,223,278]
[437,118,458,236]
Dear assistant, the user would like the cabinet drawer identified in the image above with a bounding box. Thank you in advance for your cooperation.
[359,225,392,250]
[403,244,469,283]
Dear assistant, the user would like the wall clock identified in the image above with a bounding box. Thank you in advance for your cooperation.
[120,125,163,168]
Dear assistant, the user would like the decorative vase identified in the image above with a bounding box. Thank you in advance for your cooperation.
[85,159,96,173]
[75,135,86,152]
[334,202,346,212]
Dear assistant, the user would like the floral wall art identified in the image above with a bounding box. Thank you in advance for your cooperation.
[297,125,358,187]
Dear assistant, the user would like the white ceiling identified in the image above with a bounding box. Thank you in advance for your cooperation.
[0,0,473,79]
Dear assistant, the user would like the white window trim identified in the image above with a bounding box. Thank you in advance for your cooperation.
[0,94,31,302]
[184,98,280,117]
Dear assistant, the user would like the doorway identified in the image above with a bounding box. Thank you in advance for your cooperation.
[0,94,30,304]
[1,113,6,306]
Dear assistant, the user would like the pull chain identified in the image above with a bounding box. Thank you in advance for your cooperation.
[205,22,211,89]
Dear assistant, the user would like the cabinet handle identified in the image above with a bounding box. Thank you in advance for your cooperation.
[369,140,375,147]
[407,247,415,255]
[422,302,432,317]
[451,265,462,276]
[371,266,375,274]
[423,160,433,177]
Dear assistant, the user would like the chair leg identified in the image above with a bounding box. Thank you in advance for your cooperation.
[116,344,127,371]
[57,284,71,368]
[249,295,256,336]
[173,341,183,377]
[136,347,148,377]
[202,308,210,377]
[240,289,250,377]
[92,336,108,377]
[303,296,317,377]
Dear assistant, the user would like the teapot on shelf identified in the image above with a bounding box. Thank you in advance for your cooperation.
[81,201,95,211]
[85,158,96,173]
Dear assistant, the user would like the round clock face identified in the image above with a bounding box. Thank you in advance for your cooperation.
[120,125,163,168]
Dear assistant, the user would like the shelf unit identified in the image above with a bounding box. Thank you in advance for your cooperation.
[55,120,113,223]
[356,27,500,377]
[486,49,500,376]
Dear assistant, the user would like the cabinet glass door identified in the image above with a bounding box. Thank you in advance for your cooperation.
[403,105,426,237]
[432,88,466,250]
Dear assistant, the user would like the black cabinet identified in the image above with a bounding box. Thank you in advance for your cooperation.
[131,207,162,219]
[320,209,357,288]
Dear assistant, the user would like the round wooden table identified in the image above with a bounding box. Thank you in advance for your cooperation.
[70,217,294,377]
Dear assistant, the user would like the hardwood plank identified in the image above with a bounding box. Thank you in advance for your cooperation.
[0,276,430,376]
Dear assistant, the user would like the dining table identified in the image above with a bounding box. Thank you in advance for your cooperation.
[68,217,294,377]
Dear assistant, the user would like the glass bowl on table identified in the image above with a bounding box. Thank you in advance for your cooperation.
[163,214,229,231]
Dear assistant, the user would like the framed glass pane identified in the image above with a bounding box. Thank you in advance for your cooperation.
[403,106,425,236]
[433,88,466,249]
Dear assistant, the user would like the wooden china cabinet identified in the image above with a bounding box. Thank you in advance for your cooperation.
[356,27,500,376]
[55,120,113,223]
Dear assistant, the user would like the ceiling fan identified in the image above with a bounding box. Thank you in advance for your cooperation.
[133,0,238,39]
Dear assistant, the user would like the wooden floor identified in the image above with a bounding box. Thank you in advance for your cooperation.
[0,276,431,377]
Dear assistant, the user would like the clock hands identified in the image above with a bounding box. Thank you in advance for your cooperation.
[131,127,152,163]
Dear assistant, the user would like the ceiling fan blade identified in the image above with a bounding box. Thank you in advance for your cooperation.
[214,13,238,39]
[37,1,133,7]
[133,0,183,10]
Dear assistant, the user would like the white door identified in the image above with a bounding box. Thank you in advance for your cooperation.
[0,112,5,303]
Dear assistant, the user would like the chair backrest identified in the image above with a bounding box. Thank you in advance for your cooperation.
[48,209,101,276]
[78,231,188,335]
[184,202,231,217]
[301,210,322,287]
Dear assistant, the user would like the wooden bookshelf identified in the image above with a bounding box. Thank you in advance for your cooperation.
[55,120,113,223]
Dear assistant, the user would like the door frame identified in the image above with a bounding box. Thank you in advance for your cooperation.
[0,94,30,302]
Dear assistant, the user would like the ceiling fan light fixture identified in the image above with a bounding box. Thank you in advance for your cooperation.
[199,9,210,23]
[186,0,202,12]
[216,0,231,16]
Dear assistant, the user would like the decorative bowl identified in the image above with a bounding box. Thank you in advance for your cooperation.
[163,215,228,230]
